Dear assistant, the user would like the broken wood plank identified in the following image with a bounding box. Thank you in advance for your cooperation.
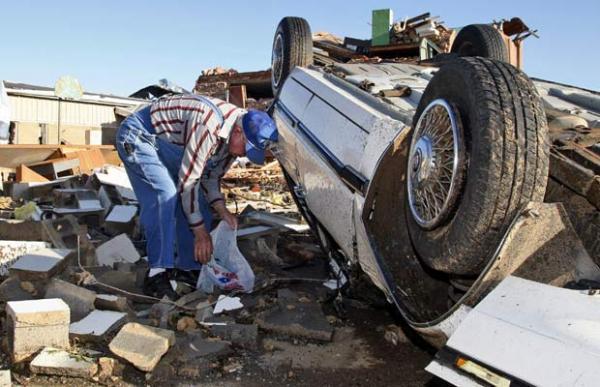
[378,86,412,98]
[229,85,247,108]
[0,145,116,169]
[27,158,80,180]
[59,148,106,174]
[16,165,50,183]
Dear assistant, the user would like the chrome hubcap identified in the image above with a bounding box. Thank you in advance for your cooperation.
[411,136,435,184]
[271,34,284,87]
[407,99,464,229]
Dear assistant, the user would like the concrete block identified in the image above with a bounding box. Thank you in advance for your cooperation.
[194,302,214,324]
[175,289,209,308]
[7,298,69,327]
[98,185,114,216]
[149,301,177,329]
[0,277,33,302]
[0,370,11,387]
[70,310,127,341]
[112,261,136,272]
[41,215,82,249]
[105,205,137,223]
[96,270,140,294]
[30,347,98,379]
[6,299,70,361]
[0,219,45,241]
[0,240,49,276]
[94,294,129,312]
[116,186,136,201]
[96,233,140,266]
[6,182,31,200]
[9,248,71,281]
[94,166,136,201]
[256,291,334,342]
[45,279,96,322]
[109,323,175,372]
[209,323,258,349]
[104,205,138,234]
[53,189,103,213]
[10,326,70,363]
[97,357,124,381]
[174,333,232,362]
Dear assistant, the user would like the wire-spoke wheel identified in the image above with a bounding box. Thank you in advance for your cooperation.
[271,34,284,89]
[406,57,549,275]
[270,17,313,96]
[407,99,465,230]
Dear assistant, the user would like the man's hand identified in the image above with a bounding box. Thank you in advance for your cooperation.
[213,200,238,230]
[193,226,213,264]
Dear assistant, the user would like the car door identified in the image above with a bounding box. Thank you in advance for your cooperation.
[282,68,372,256]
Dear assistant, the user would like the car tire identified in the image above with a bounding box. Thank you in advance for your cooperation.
[271,17,313,97]
[451,24,508,62]
[406,57,549,275]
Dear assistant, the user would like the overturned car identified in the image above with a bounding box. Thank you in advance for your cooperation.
[269,16,600,386]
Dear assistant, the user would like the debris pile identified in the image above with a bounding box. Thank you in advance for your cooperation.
[201,67,238,77]
[0,152,362,385]
[311,11,453,64]
[312,11,534,66]
[389,12,453,51]
[194,68,273,110]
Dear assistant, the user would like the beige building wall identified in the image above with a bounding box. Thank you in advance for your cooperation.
[8,95,120,145]
[13,122,110,145]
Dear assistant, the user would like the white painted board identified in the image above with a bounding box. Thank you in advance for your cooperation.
[442,276,600,386]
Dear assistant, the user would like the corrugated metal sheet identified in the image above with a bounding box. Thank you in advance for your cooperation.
[8,95,117,126]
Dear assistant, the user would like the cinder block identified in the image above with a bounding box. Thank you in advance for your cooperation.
[0,220,45,241]
[0,369,11,386]
[9,248,71,281]
[0,241,50,277]
[45,279,96,322]
[30,347,98,379]
[104,205,137,234]
[70,310,127,341]
[109,323,174,372]
[6,299,70,362]
[0,277,33,302]
[95,294,129,312]
[41,215,82,249]
[96,233,140,266]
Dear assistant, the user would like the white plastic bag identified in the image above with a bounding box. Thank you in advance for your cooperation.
[197,222,255,293]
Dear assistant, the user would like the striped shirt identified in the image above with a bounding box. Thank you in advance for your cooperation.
[149,95,245,228]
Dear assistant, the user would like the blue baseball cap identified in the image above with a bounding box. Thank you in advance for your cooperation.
[242,110,278,165]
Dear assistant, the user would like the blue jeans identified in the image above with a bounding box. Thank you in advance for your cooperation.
[115,107,212,270]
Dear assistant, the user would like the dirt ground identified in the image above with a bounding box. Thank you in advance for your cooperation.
[6,304,442,387]
[199,308,442,387]
[2,228,447,387]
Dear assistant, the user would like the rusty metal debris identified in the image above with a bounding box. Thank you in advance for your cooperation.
[311,11,536,69]
[194,69,273,110]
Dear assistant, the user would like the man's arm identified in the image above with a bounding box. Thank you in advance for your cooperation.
[178,112,222,263]
[178,117,220,229]
[200,153,237,228]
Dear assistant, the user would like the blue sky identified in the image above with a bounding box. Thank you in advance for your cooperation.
[2,0,599,96]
